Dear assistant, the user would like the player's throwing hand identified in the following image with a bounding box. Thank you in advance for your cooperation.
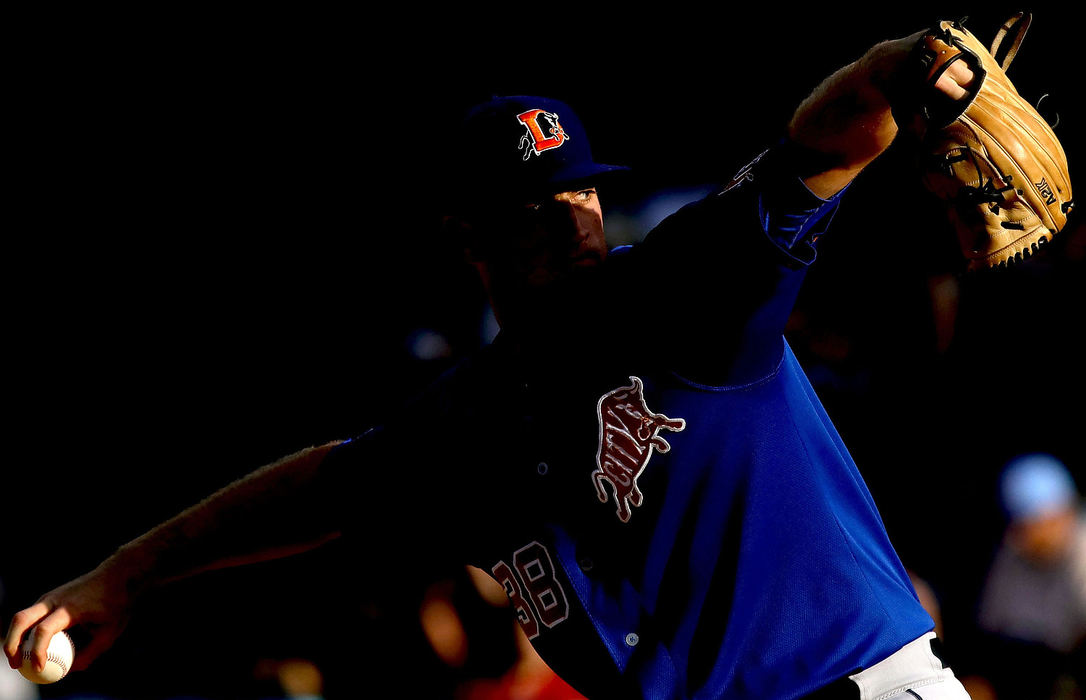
[4,558,138,674]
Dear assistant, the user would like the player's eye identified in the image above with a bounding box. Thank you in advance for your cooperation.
[576,188,597,201]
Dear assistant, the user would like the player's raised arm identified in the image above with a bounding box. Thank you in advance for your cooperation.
[4,441,342,675]
[786,29,975,199]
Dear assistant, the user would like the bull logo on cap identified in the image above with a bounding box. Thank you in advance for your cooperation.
[593,377,686,523]
[516,108,568,160]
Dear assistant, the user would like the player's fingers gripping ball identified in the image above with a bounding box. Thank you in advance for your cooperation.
[897,13,1074,270]
[18,631,74,684]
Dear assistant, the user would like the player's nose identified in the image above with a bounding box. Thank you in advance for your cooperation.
[554,199,593,242]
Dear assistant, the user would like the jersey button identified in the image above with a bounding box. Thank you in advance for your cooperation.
[536,461,549,475]
[577,556,594,572]
[625,633,639,647]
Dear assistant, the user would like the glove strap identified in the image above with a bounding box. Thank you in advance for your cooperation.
[988,11,1032,71]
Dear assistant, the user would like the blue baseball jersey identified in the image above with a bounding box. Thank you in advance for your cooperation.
[321,143,935,698]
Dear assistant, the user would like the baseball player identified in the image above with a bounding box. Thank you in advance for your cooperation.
[4,16,1070,699]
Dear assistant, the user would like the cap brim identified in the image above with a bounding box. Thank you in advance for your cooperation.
[445,162,631,211]
[525,162,631,197]
[554,162,629,183]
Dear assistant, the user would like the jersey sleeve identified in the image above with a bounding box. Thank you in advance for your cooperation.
[623,139,848,386]
[740,142,847,266]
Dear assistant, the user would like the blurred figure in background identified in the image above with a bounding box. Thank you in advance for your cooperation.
[252,657,326,700]
[419,566,586,700]
[973,453,1086,698]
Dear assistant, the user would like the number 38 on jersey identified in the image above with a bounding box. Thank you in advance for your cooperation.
[490,541,570,639]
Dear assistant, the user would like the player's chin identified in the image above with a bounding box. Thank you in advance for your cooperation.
[570,250,604,268]
[522,251,605,289]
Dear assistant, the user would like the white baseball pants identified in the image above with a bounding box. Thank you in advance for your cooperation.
[847,632,971,699]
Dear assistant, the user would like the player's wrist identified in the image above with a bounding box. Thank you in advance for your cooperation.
[106,540,165,601]
[861,30,927,95]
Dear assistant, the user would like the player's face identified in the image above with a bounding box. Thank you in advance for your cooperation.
[485,187,608,289]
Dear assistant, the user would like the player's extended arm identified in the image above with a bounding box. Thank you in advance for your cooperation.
[788,29,975,199]
[4,441,341,674]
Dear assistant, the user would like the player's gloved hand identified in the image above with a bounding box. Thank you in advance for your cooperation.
[4,557,140,673]
[785,27,977,200]
[888,14,1074,270]
[863,28,978,124]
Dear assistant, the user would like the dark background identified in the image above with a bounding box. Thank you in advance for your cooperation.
[5,4,1083,698]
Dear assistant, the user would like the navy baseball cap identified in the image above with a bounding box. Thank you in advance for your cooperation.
[452,95,629,203]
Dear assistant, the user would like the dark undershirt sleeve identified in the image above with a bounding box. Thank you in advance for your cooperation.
[314,413,479,567]
[312,352,508,566]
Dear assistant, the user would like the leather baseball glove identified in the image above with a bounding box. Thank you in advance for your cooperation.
[898,13,1074,270]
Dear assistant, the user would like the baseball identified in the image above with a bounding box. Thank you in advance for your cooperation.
[18,631,74,684]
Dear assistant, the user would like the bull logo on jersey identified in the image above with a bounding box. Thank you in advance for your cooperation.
[593,376,686,523]
[517,108,568,161]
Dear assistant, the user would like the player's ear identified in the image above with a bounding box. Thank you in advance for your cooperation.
[442,214,488,264]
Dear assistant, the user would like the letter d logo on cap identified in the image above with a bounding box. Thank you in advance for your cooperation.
[516,109,568,161]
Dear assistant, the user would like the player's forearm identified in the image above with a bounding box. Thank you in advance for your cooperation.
[787,31,923,198]
[105,441,343,596]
